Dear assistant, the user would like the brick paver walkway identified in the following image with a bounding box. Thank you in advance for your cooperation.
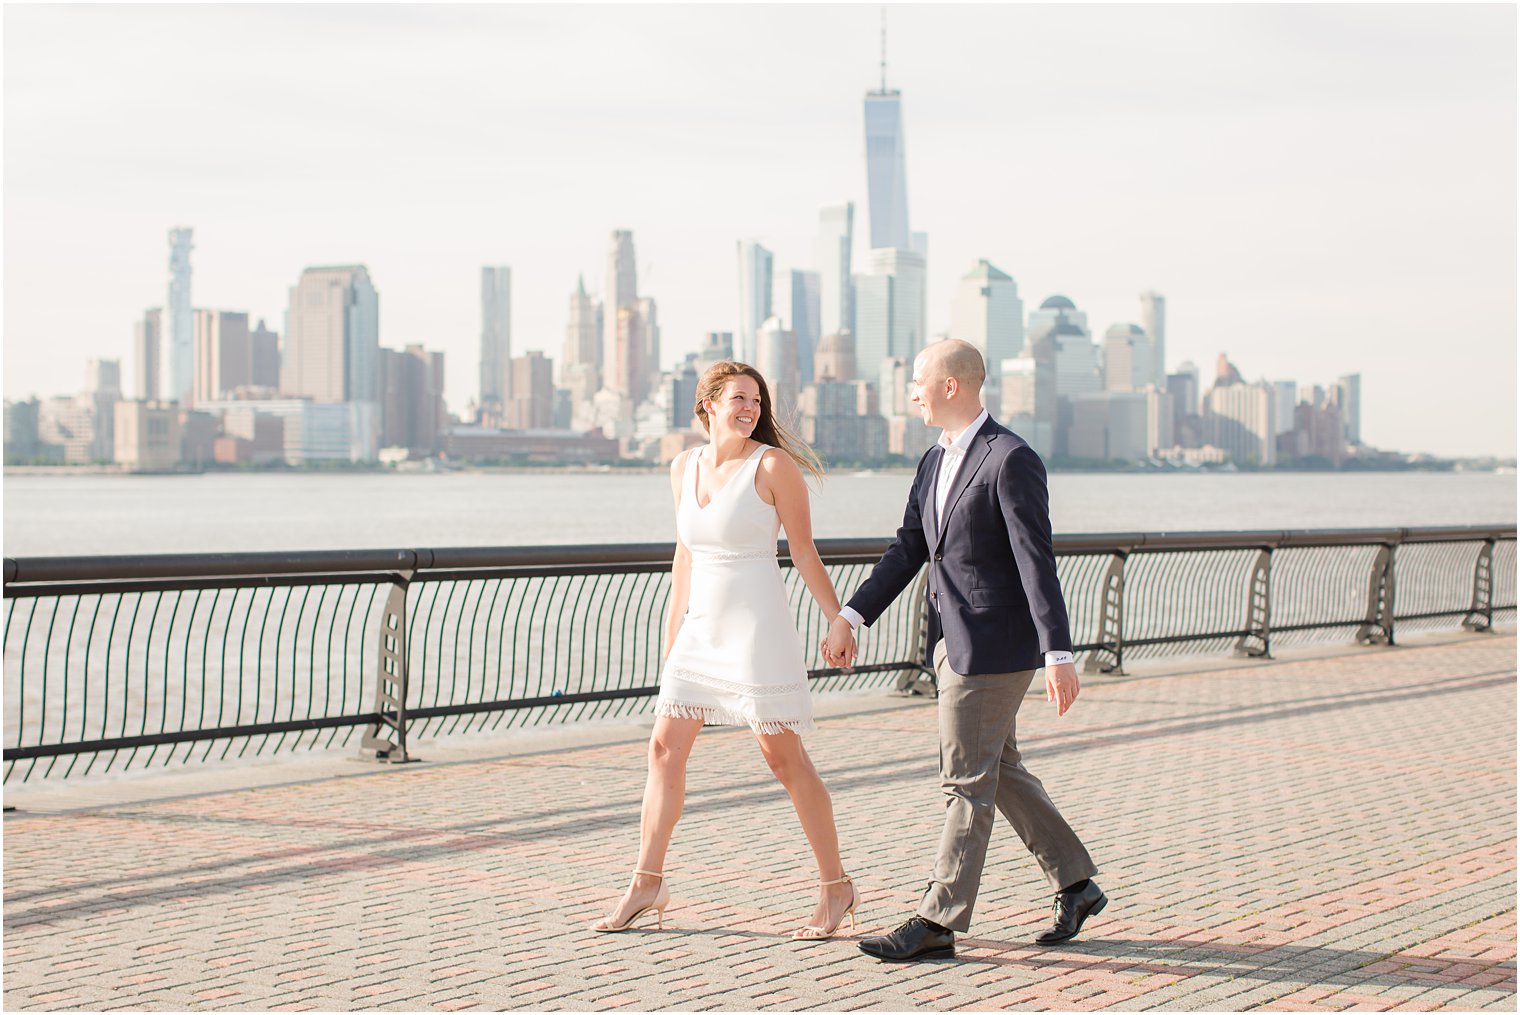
[4,635,1515,1011]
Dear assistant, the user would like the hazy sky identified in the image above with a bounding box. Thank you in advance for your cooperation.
[4,4,1515,457]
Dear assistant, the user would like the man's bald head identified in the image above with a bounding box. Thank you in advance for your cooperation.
[919,339,987,398]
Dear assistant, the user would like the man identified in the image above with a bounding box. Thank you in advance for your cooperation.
[823,339,1105,962]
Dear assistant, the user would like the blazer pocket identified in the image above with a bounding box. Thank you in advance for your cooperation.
[970,587,1021,608]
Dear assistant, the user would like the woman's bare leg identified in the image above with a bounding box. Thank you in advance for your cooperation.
[593,716,702,929]
[754,730,857,933]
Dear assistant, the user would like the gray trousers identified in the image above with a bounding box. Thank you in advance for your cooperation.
[916,641,1099,932]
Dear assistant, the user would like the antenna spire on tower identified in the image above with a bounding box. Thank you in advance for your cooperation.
[880,6,887,92]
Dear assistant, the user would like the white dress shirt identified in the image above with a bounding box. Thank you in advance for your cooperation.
[839,409,1074,669]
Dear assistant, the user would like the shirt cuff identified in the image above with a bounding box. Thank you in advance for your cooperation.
[838,606,865,629]
[1044,651,1075,668]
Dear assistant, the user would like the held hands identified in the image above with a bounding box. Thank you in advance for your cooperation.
[821,615,857,670]
[1045,662,1080,717]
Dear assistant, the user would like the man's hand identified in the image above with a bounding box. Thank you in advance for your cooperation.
[1045,661,1080,717]
[822,615,857,670]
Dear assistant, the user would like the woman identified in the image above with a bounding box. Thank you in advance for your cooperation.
[591,361,860,941]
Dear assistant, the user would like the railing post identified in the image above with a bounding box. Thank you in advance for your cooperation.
[1084,552,1126,674]
[1234,548,1273,658]
[895,566,937,696]
[362,570,416,763]
[1356,544,1396,646]
[1462,539,1496,633]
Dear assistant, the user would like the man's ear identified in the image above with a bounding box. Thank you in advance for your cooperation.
[944,376,959,399]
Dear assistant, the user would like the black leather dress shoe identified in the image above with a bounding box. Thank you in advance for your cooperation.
[858,916,956,962]
[1035,881,1107,945]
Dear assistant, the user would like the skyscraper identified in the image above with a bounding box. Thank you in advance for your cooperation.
[854,247,926,380]
[562,275,600,415]
[951,260,1024,402]
[508,350,555,430]
[736,240,773,365]
[192,309,252,406]
[638,296,661,401]
[814,202,855,336]
[1139,290,1166,388]
[1102,323,1152,392]
[756,315,800,424]
[282,265,380,407]
[134,308,161,402]
[786,269,821,385]
[480,266,512,416]
[250,319,280,390]
[864,69,910,250]
[1336,373,1361,444]
[603,231,638,391]
[165,227,194,403]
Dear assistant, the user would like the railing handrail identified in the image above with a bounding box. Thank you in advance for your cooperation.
[6,525,1516,587]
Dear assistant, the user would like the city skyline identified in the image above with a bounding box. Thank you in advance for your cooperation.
[3,4,1514,458]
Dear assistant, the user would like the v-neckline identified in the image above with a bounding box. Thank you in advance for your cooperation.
[693,445,760,511]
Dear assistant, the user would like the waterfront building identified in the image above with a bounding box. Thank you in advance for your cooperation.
[221,407,285,465]
[507,350,555,431]
[1029,296,1101,400]
[1204,381,1276,466]
[888,413,937,459]
[250,319,279,390]
[603,231,638,394]
[666,362,700,431]
[603,305,644,404]
[165,227,194,404]
[951,260,1023,411]
[443,425,619,465]
[83,358,122,462]
[1139,290,1166,388]
[878,356,910,417]
[38,396,100,465]
[480,266,511,418]
[281,265,379,405]
[786,269,821,385]
[380,345,446,455]
[814,202,855,337]
[801,380,887,464]
[1168,362,1203,448]
[134,308,161,402]
[815,331,857,384]
[4,399,46,464]
[1284,397,1348,465]
[197,398,377,464]
[114,401,181,470]
[1337,373,1362,444]
[1272,380,1298,437]
[1103,323,1152,393]
[736,240,773,365]
[637,297,661,401]
[756,316,801,424]
[1145,387,1175,456]
[1000,354,1056,459]
[855,247,926,382]
[1068,391,1149,462]
[562,276,601,427]
[191,310,252,406]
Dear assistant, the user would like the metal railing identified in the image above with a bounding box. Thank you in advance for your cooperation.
[4,525,1514,783]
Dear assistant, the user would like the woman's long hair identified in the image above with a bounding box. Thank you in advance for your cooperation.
[694,361,824,482]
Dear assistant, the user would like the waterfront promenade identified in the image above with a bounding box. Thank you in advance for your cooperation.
[4,633,1515,1012]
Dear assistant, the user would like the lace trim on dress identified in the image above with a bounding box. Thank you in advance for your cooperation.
[654,699,816,736]
[663,663,809,698]
[689,547,777,564]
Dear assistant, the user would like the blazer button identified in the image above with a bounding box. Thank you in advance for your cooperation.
[934,553,943,561]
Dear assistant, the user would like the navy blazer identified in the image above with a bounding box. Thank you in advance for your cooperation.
[846,415,1073,675]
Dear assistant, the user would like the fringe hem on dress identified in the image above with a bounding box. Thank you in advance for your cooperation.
[654,700,816,736]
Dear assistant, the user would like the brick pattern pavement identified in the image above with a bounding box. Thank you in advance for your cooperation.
[4,635,1515,1011]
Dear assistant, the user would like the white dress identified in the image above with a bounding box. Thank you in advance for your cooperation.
[654,444,817,736]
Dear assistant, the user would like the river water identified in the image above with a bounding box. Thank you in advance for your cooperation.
[3,470,1514,557]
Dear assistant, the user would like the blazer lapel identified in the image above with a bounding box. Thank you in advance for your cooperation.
[934,425,996,550]
[922,445,943,534]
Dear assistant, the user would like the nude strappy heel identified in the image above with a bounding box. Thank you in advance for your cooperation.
[792,873,860,941]
[590,870,671,933]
